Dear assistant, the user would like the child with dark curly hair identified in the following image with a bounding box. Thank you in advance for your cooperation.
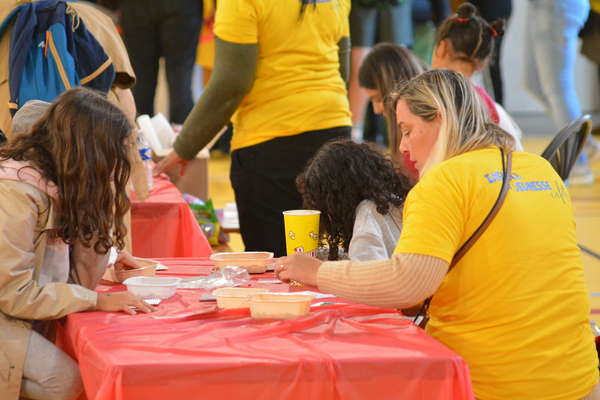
[296,138,412,262]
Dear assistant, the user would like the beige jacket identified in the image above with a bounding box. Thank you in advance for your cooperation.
[0,160,109,400]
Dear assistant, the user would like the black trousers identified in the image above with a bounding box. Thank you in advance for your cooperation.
[469,0,512,106]
[230,127,351,257]
[120,0,203,124]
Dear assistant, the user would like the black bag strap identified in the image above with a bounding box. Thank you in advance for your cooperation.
[415,149,512,324]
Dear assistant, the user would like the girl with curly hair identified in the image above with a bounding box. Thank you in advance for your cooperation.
[0,88,156,400]
[296,137,412,261]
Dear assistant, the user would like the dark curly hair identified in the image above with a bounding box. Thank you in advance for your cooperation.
[0,87,133,254]
[296,138,413,260]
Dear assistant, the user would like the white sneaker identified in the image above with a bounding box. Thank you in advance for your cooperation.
[569,161,595,186]
[586,135,600,166]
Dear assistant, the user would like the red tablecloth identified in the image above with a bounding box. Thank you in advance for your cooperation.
[130,177,212,258]
[57,258,474,400]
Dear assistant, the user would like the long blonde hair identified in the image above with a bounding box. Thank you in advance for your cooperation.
[391,69,515,177]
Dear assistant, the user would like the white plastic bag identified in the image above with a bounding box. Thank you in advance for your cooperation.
[177,266,250,289]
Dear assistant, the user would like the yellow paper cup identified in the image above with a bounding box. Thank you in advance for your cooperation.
[283,210,320,257]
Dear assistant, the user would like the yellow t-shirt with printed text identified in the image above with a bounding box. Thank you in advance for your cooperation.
[395,148,599,400]
[214,0,352,151]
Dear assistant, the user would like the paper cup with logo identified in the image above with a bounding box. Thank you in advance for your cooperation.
[283,210,320,286]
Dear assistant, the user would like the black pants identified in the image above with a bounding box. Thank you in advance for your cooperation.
[469,0,512,106]
[120,0,202,124]
[230,127,351,257]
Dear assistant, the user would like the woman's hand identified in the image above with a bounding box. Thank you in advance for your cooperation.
[154,150,189,177]
[113,250,140,271]
[274,253,323,287]
[96,292,157,315]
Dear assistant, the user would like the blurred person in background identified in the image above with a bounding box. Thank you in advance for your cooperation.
[119,0,203,125]
[411,0,451,64]
[522,0,599,185]
[348,0,414,143]
[154,0,352,257]
[431,2,523,151]
[358,42,428,180]
[468,0,511,106]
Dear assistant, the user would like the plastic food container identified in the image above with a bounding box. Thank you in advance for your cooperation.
[212,288,270,309]
[246,293,316,319]
[210,252,273,274]
[102,257,158,283]
[122,277,181,299]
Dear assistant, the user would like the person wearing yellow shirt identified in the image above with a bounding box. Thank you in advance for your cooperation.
[275,69,599,399]
[155,0,352,256]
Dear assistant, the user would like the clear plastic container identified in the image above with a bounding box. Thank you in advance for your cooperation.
[102,258,158,283]
[212,288,269,309]
[210,252,273,274]
[136,130,154,191]
[246,293,316,319]
[122,277,181,299]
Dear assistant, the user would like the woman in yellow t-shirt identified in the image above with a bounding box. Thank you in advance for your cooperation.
[155,0,352,256]
[275,69,599,399]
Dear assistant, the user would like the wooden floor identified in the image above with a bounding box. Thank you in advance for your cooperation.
[207,136,600,311]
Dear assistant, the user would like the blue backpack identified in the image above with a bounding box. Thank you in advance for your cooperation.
[0,0,115,117]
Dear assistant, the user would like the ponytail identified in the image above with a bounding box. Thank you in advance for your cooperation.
[436,2,505,64]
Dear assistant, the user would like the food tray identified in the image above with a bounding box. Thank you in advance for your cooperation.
[210,252,273,274]
[246,293,316,319]
[102,257,158,283]
[122,277,181,299]
[212,288,270,309]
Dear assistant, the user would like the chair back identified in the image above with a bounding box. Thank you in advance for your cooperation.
[540,115,592,181]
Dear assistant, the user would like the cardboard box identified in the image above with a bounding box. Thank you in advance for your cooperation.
[153,148,210,202]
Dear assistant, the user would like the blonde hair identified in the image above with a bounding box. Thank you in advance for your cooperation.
[391,69,515,177]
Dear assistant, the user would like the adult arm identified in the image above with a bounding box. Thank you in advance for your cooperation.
[154,37,258,175]
[174,36,257,158]
[276,252,448,309]
[276,251,448,309]
[317,253,448,309]
[338,36,351,84]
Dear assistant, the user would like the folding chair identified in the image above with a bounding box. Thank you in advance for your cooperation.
[540,115,592,182]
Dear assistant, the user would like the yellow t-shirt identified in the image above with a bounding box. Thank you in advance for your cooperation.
[214,0,352,151]
[396,148,599,400]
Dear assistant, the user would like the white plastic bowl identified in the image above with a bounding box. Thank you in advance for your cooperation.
[122,277,181,299]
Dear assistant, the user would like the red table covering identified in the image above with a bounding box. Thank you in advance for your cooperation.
[57,258,474,400]
[130,177,212,258]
